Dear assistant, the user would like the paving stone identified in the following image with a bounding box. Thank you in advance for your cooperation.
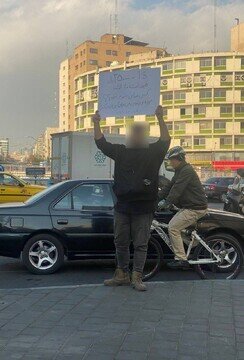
[0,280,242,359]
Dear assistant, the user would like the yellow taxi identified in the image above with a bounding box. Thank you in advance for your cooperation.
[0,172,46,203]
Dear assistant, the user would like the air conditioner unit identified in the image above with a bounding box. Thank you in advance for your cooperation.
[200,76,206,82]
[187,77,192,83]
[221,75,227,82]
[235,75,241,81]
[182,141,188,147]
[241,75,244,81]
[162,79,168,86]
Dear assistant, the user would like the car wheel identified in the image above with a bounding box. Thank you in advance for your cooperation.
[220,193,227,203]
[22,234,64,275]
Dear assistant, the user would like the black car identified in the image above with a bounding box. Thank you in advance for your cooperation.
[202,176,235,201]
[0,179,244,277]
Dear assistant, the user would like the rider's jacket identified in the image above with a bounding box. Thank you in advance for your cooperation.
[160,161,208,210]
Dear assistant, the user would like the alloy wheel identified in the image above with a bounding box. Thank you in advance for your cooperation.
[29,240,58,270]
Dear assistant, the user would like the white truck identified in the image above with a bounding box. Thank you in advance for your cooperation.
[51,132,173,181]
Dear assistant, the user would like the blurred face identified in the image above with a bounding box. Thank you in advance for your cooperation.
[169,157,182,169]
[126,123,149,148]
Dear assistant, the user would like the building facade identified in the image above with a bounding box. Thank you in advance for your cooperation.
[33,127,59,161]
[59,33,167,132]
[74,52,244,165]
[0,138,9,159]
[231,23,244,52]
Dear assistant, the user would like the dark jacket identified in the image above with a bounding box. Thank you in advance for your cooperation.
[160,161,207,210]
[95,136,170,203]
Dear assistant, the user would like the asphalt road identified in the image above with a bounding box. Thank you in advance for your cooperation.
[1,201,242,290]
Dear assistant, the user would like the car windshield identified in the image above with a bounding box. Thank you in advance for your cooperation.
[25,183,62,205]
[205,177,220,184]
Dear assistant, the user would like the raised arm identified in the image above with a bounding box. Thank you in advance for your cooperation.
[93,111,121,160]
[93,111,103,140]
[155,105,171,142]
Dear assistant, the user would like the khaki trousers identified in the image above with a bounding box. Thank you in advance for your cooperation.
[168,208,208,260]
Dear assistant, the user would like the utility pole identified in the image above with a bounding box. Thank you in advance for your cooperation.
[213,0,217,52]
[114,0,118,34]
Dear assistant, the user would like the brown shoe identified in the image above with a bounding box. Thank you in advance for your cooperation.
[131,271,147,291]
[104,268,131,287]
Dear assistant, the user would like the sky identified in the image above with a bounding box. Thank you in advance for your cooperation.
[0,0,243,150]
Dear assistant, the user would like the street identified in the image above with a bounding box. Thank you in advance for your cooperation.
[0,200,242,291]
[0,200,244,360]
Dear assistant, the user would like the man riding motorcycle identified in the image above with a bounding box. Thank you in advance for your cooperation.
[159,146,208,269]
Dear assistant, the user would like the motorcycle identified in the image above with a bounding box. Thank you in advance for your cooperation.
[224,168,244,215]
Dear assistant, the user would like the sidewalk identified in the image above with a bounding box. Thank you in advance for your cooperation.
[0,280,243,360]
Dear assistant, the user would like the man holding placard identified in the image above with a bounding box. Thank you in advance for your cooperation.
[93,104,170,291]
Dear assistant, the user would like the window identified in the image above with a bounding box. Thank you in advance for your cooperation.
[174,122,185,131]
[175,60,186,70]
[63,66,65,70]
[194,137,206,146]
[214,121,226,130]
[90,48,98,54]
[200,58,212,68]
[126,52,131,57]
[241,90,244,98]
[214,57,226,67]
[166,123,173,131]
[162,92,173,101]
[220,137,232,145]
[220,105,232,114]
[236,105,244,114]
[180,137,192,147]
[235,136,244,145]
[180,107,191,116]
[75,65,78,70]
[75,53,78,59]
[54,184,114,211]
[89,59,98,65]
[175,91,186,100]
[0,174,20,187]
[162,62,173,71]
[214,89,226,98]
[199,121,211,130]
[112,50,118,56]
[241,122,244,131]
[199,89,212,99]
[241,58,244,67]
[106,50,112,55]
[194,106,206,115]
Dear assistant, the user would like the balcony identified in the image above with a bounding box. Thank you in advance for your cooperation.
[115,118,124,125]
[235,112,244,118]
[199,129,212,134]
[199,97,212,103]
[220,112,232,118]
[200,66,212,72]
[220,144,232,149]
[214,97,226,102]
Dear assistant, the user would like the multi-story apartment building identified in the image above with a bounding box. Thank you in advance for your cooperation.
[59,34,167,132]
[0,138,9,159]
[33,127,59,161]
[74,51,244,166]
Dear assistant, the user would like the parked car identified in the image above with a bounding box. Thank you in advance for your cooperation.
[202,176,235,201]
[0,179,243,277]
[0,172,46,203]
